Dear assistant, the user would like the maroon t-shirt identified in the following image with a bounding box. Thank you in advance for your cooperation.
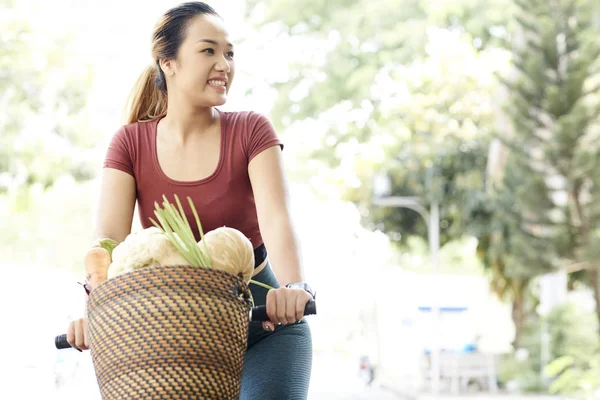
[103,110,283,249]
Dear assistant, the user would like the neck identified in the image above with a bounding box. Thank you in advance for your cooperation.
[162,96,218,143]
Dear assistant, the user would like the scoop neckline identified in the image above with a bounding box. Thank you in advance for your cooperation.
[151,110,227,186]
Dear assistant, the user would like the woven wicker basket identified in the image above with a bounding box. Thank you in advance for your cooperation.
[86,265,253,400]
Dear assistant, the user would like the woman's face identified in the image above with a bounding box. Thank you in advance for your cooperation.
[162,14,235,108]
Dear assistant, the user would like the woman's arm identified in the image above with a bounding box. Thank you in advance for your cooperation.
[248,145,303,287]
[94,168,137,242]
[68,168,136,351]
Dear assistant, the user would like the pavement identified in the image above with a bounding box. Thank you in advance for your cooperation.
[416,395,563,400]
[309,387,402,399]
[306,351,566,400]
[309,387,564,400]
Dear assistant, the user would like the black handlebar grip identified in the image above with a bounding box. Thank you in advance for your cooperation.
[55,333,71,349]
[250,300,317,322]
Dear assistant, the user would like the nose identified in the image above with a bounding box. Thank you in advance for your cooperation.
[215,56,231,73]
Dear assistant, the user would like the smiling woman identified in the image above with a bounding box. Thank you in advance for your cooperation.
[65,2,314,399]
[125,2,235,122]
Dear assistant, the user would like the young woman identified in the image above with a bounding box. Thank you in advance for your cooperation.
[66,2,314,398]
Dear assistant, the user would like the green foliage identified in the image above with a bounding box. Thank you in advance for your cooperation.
[0,4,100,193]
[470,0,600,349]
[342,31,506,246]
[496,0,600,254]
[546,351,600,399]
[544,302,600,398]
[245,0,515,148]
[536,302,599,397]
[494,0,600,338]
[498,301,600,394]
[248,0,600,360]
[245,0,515,244]
[547,302,598,359]
[361,134,492,246]
[396,235,485,275]
[0,178,96,272]
[245,0,532,345]
[498,352,545,392]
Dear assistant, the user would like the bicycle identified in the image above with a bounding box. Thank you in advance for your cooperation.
[52,265,317,399]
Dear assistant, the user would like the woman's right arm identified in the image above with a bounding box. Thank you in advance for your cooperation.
[67,167,136,351]
[94,168,137,242]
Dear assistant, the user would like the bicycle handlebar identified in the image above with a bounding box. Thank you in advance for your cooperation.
[54,300,316,350]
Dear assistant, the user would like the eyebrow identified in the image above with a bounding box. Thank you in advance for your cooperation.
[196,39,233,47]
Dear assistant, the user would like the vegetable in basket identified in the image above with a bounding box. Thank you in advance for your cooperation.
[104,194,257,286]
[92,237,119,257]
[107,227,189,279]
[199,227,254,284]
[84,238,119,290]
[85,247,111,291]
[150,194,256,284]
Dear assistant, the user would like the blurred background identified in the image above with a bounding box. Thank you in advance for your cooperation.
[1,0,600,398]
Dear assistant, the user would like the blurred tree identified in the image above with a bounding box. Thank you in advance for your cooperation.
[0,177,96,272]
[245,0,547,342]
[499,301,600,394]
[0,2,103,272]
[245,0,515,239]
[0,3,99,194]
[473,177,556,346]
[245,0,515,137]
[494,0,600,334]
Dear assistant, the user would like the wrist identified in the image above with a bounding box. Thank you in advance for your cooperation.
[285,282,316,299]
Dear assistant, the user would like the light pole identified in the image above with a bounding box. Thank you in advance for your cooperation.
[372,172,441,398]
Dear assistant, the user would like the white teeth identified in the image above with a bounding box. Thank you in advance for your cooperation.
[208,80,226,86]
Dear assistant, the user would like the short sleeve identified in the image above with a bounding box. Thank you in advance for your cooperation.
[103,126,135,177]
[245,112,284,163]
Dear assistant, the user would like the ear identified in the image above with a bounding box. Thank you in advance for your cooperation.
[159,58,175,77]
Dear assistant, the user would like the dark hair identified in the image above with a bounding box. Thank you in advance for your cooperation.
[124,2,220,123]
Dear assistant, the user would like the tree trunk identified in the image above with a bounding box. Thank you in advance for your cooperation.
[590,267,600,337]
[511,279,525,348]
[570,189,600,336]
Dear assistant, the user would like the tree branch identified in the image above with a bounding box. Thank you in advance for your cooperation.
[581,82,600,98]
[565,261,594,274]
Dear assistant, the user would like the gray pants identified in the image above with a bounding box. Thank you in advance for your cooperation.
[239,263,313,400]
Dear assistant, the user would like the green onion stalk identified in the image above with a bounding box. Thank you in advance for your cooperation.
[150,194,274,306]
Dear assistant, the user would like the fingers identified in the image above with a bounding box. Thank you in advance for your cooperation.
[82,318,89,349]
[67,318,89,352]
[276,290,289,325]
[265,288,289,330]
[295,293,307,322]
[265,289,278,331]
[66,320,77,350]
[74,319,88,351]
[262,321,275,332]
[286,292,297,324]
[263,288,311,332]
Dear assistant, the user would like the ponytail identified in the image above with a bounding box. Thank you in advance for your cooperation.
[124,65,167,124]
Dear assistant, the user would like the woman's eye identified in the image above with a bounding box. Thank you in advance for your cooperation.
[226,51,234,59]
[202,48,215,54]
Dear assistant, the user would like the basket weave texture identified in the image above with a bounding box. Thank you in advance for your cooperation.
[87,265,252,400]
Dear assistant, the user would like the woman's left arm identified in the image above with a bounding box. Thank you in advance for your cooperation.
[248,145,312,328]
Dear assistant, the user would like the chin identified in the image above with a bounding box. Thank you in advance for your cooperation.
[196,95,227,108]
[212,97,227,107]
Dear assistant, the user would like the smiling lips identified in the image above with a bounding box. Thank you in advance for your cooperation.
[207,79,227,92]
